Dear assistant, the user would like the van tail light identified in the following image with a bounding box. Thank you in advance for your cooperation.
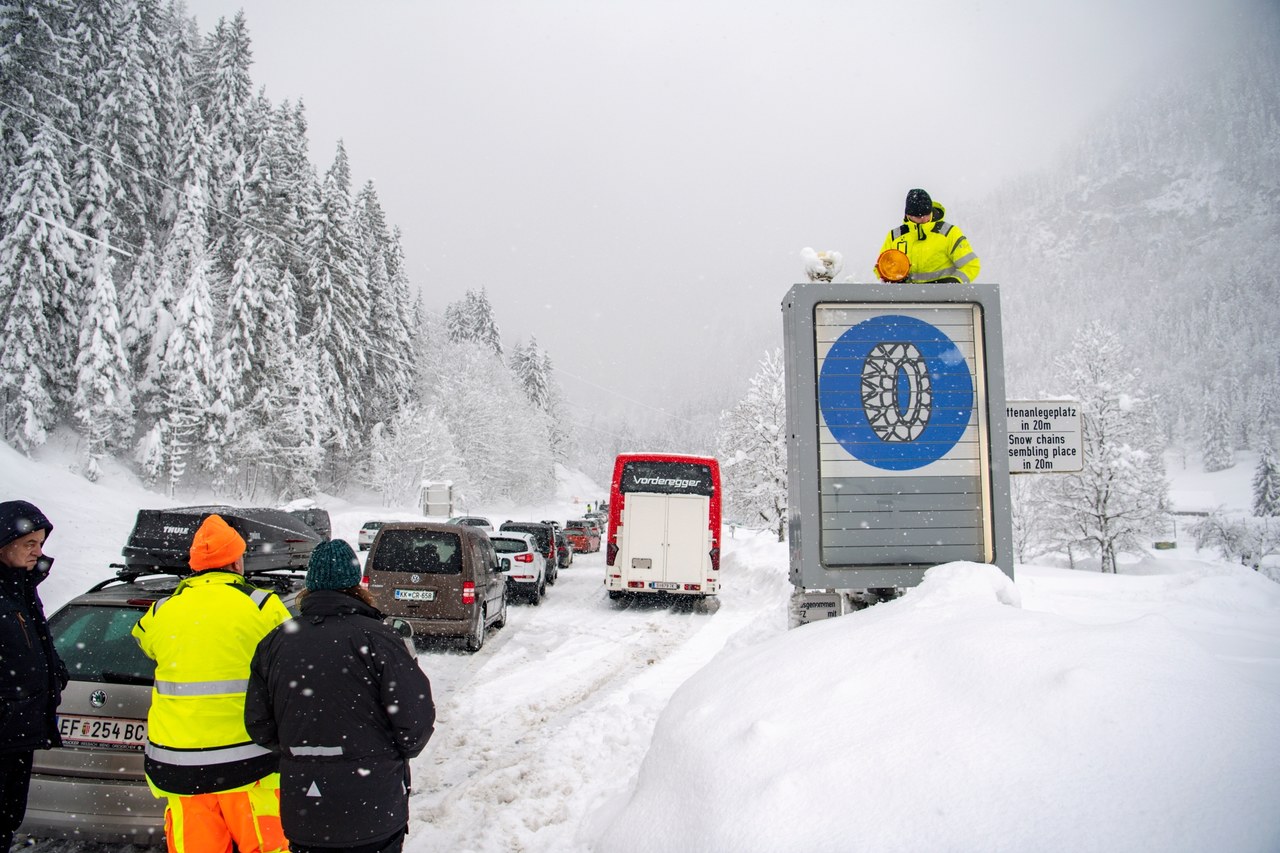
[515,553,534,563]
[606,542,618,566]
[462,581,476,604]
[709,547,720,571]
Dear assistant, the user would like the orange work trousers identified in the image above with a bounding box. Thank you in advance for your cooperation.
[164,777,287,853]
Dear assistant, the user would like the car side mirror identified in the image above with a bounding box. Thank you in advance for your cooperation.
[384,617,413,639]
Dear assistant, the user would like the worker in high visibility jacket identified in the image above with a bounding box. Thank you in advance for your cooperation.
[132,514,292,853]
[875,188,981,283]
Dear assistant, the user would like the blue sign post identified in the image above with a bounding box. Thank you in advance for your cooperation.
[782,284,1013,597]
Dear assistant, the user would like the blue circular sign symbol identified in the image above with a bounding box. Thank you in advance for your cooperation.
[818,314,974,470]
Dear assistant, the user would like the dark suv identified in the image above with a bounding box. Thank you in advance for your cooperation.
[19,563,307,843]
[499,521,559,584]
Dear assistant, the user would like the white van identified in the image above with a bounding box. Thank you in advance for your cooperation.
[604,453,722,600]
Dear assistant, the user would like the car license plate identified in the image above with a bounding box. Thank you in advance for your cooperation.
[650,581,679,590]
[57,714,147,750]
[394,589,435,601]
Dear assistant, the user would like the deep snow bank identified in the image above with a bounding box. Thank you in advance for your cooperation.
[596,562,1280,853]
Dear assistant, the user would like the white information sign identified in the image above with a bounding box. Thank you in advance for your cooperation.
[1006,401,1083,473]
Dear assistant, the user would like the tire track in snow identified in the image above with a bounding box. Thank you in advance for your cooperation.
[403,550,779,853]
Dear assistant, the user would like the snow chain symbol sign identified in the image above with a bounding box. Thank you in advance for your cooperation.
[780,284,1014,589]
[820,315,974,471]
[863,342,931,442]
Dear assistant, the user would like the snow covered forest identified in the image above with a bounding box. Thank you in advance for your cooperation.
[966,8,1280,573]
[1,0,1278,574]
[0,2,570,505]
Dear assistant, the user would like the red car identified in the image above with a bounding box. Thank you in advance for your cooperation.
[563,520,601,553]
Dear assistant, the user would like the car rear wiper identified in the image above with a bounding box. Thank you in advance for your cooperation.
[99,671,154,686]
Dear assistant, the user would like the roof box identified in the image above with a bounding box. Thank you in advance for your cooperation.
[121,505,322,574]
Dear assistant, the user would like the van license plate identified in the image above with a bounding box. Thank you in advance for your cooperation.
[395,589,435,601]
[57,715,147,750]
[650,582,679,590]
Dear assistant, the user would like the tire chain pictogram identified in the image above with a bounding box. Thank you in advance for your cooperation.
[861,342,931,442]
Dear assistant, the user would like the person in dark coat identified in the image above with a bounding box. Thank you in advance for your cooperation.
[0,500,68,849]
[245,539,435,853]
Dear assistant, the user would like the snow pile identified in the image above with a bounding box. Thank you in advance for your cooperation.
[595,561,1280,853]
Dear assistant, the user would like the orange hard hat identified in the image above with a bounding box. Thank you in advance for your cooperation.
[876,249,910,282]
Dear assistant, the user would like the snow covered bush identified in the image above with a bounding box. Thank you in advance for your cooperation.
[1191,511,1280,577]
[1040,322,1169,572]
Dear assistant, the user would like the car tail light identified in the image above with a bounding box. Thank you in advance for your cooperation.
[515,553,534,563]
[462,581,476,604]
[606,542,618,566]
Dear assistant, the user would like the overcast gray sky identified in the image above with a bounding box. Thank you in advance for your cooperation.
[185,0,1232,419]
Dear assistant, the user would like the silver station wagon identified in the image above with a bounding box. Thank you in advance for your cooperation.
[20,564,306,843]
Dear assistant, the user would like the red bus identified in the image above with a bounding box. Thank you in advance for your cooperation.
[604,453,722,600]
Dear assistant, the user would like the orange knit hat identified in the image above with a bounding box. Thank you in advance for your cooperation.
[188,514,246,571]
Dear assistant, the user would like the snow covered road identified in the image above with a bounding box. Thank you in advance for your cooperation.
[403,541,789,853]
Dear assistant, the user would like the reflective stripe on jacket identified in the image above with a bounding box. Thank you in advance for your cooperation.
[876,217,981,284]
[132,570,291,795]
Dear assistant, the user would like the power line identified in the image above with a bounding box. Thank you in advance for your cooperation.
[22,211,134,258]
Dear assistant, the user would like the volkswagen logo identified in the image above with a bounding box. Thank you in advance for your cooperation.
[89,690,107,708]
[410,574,421,583]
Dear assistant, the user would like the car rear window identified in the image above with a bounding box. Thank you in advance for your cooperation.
[362,521,383,530]
[369,529,463,574]
[490,537,530,555]
[48,604,154,685]
[500,524,551,552]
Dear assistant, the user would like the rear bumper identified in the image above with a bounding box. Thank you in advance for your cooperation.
[401,615,471,638]
[505,576,539,587]
[605,577,720,595]
[20,772,164,842]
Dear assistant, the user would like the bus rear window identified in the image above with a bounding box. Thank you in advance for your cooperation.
[619,461,714,496]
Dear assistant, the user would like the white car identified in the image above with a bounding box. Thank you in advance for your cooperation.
[358,520,386,551]
[490,532,546,604]
[446,515,495,532]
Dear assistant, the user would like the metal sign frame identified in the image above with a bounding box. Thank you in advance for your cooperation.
[782,282,1014,590]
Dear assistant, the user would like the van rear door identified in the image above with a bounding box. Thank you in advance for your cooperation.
[621,493,710,590]
[366,528,466,621]
[621,494,666,587]
[662,493,710,586]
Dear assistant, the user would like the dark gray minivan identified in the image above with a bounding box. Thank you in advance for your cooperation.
[364,522,507,652]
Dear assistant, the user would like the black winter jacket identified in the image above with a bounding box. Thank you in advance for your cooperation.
[0,559,67,753]
[245,590,435,847]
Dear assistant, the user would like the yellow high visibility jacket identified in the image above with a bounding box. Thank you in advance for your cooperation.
[876,206,980,284]
[132,570,291,796]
